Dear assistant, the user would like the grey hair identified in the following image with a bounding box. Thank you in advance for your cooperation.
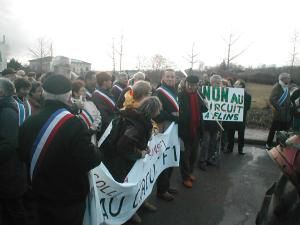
[133,71,146,81]
[132,80,152,100]
[210,74,222,84]
[0,77,15,96]
[138,96,162,118]
[278,72,290,81]
[43,90,71,104]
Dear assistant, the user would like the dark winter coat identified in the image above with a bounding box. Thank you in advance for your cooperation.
[154,83,179,123]
[269,83,291,122]
[103,108,153,183]
[178,90,208,143]
[111,81,127,104]
[18,100,102,204]
[0,96,27,198]
[92,87,118,133]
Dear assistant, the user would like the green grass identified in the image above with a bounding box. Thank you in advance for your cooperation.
[246,82,273,109]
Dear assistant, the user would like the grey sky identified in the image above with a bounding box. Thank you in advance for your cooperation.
[1,0,300,70]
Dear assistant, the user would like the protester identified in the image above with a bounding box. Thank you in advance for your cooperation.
[178,75,207,188]
[17,70,27,79]
[103,96,161,224]
[14,78,32,126]
[92,72,117,133]
[71,80,101,134]
[0,78,27,225]
[18,74,103,225]
[27,72,37,82]
[117,71,146,108]
[111,72,128,101]
[154,69,179,201]
[225,79,252,155]
[28,81,43,115]
[266,72,291,150]
[198,74,222,171]
[1,68,17,81]
[84,71,97,101]
[290,85,300,131]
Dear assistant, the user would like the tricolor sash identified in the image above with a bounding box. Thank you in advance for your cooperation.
[113,84,123,92]
[157,86,179,112]
[80,109,94,128]
[30,109,74,181]
[86,90,92,99]
[278,88,289,106]
[94,89,116,109]
[14,98,31,126]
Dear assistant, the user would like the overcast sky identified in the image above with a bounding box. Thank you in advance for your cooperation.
[1,0,300,70]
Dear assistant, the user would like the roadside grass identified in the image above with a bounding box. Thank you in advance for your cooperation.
[246,82,273,129]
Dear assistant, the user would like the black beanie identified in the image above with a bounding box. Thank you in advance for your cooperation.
[43,75,71,94]
[186,75,199,84]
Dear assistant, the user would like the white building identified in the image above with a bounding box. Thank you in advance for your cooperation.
[0,35,7,72]
[29,56,91,75]
[71,59,91,76]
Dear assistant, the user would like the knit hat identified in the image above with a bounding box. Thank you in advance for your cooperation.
[186,75,199,84]
[43,74,71,94]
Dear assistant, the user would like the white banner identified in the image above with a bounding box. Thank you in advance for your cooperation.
[201,86,245,122]
[84,123,180,225]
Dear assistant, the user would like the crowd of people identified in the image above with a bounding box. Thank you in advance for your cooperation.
[0,55,272,225]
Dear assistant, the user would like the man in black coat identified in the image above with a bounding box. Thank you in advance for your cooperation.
[18,75,102,225]
[0,78,28,225]
[179,75,207,188]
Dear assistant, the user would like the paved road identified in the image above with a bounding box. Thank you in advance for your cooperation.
[135,145,280,225]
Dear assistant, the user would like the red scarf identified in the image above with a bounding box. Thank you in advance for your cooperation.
[189,92,200,140]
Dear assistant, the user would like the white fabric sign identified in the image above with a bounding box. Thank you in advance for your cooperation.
[84,123,180,225]
[201,86,245,122]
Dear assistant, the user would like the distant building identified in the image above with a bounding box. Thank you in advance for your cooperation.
[70,59,91,76]
[0,35,7,72]
[29,56,91,75]
[29,56,53,74]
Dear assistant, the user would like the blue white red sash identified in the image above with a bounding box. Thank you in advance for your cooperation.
[30,109,74,181]
[86,90,92,99]
[94,89,116,109]
[79,109,94,128]
[157,86,179,112]
[14,98,31,126]
[113,84,123,92]
[278,88,289,106]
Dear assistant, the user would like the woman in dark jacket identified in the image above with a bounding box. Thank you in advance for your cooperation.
[104,96,161,182]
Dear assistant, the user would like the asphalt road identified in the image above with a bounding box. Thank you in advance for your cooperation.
[135,145,280,225]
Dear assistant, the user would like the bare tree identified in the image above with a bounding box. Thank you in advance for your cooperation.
[136,55,148,71]
[115,34,124,72]
[111,37,116,75]
[184,42,199,69]
[29,37,52,73]
[290,31,299,74]
[151,54,167,70]
[222,33,250,70]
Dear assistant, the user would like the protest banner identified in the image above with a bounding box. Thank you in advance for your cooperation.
[84,123,180,225]
[201,86,245,122]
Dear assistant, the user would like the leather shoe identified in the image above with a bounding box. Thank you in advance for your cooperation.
[141,201,157,212]
[189,175,196,181]
[183,179,193,188]
[130,213,142,224]
[168,187,178,194]
[238,151,246,155]
[157,191,174,201]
